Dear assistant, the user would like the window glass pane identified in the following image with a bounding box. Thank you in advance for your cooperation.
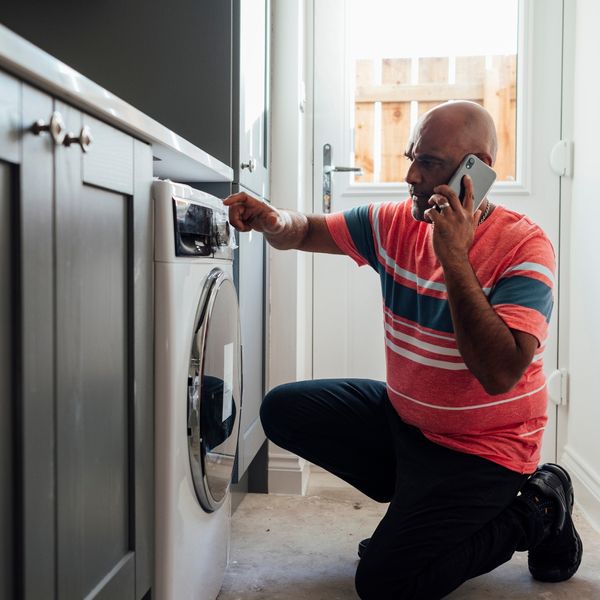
[350,0,519,183]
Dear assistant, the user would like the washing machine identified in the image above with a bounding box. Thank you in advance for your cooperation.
[154,179,241,600]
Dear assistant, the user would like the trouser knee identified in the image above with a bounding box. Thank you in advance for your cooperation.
[260,383,296,443]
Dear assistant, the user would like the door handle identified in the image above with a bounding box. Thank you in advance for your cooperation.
[322,143,362,213]
[323,165,363,174]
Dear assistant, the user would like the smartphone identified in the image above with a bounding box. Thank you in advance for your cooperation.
[447,154,497,212]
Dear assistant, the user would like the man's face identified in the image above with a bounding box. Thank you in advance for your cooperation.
[404,119,464,222]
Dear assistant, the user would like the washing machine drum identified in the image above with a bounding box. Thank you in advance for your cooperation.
[187,268,241,512]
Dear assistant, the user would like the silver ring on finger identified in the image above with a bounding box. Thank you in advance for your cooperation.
[438,202,450,211]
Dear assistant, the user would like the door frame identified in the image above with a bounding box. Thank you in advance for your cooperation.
[307,0,573,462]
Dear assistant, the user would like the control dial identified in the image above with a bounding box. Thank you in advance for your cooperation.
[213,213,231,248]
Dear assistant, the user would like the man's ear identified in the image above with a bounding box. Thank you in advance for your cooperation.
[475,153,493,167]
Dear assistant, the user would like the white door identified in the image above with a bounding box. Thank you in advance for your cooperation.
[312,0,564,462]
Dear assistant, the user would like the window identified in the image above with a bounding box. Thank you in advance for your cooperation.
[350,0,519,183]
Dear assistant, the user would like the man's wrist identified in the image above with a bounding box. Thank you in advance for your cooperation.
[439,250,470,272]
[265,208,292,236]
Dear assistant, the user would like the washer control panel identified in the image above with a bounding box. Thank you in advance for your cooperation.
[153,179,236,262]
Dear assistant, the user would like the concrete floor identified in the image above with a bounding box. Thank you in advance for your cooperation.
[218,471,600,599]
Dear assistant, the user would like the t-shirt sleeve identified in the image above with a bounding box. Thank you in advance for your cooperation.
[325,205,379,269]
[488,233,556,346]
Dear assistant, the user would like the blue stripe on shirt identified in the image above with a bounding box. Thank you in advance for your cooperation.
[489,275,554,322]
[381,269,455,333]
[380,272,553,333]
[344,205,379,269]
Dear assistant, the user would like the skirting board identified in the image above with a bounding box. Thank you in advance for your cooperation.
[562,444,600,533]
[267,444,310,495]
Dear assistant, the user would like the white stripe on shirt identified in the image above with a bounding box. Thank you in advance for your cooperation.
[384,307,456,342]
[385,338,468,370]
[386,382,547,411]
[501,262,555,286]
[384,322,462,357]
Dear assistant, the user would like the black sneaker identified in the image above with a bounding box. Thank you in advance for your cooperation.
[525,463,583,582]
[358,537,370,559]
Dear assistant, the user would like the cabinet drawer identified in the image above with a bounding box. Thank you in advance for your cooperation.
[82,114,134,195]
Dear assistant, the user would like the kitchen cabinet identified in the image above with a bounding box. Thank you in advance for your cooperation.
[231,0,271,483]
[234,0,270,483]
[235,0,270,199]
[0,70,154,600]
[0,0,269,487]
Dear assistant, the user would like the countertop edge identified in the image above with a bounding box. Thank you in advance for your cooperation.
[0,23,233,183]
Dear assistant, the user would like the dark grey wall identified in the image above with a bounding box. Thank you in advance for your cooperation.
[0,0,233,166]
[0,161,14,600]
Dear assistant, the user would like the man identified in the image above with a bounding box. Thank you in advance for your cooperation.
[224,101,582,599]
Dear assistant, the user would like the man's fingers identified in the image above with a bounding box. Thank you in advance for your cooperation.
[223,191,252,206]
[432,184,460,211]
[429,194,450,211]
[424,206,440,225]
[227,203,254,232]
[462,175,474,213]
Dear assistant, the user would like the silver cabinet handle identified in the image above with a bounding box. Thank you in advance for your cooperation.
[30,111,66,145]
[240,158,256,172]
[63,126,93,152]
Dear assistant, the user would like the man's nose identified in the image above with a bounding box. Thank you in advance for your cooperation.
[405,161,421,185]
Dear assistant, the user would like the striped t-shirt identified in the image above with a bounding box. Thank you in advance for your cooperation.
[325,199,555,474]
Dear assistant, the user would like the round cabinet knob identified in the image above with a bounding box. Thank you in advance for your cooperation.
[240,158,256,173]
[30,111,66,145]
[63,126,93,152]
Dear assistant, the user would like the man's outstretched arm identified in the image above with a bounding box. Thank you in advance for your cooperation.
[224,191,343,254]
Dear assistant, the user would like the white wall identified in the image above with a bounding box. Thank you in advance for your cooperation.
[266,0,313,494]
[561,0,600,531]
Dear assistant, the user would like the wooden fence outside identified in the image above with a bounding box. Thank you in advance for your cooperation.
[354,55,517,183]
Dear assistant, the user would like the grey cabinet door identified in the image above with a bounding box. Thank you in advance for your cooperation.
[236,0,270,199]
[52,101,153,600]
[0,69,21,600]
[19,82,57,600]
[0,78,58,600]
[237,228,266,476]
[54,101,134,599]
[1,68,153,600]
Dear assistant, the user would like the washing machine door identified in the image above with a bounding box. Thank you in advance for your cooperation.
[188,268,241,512]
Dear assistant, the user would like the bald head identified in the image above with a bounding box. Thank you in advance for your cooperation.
[415,101,498,165]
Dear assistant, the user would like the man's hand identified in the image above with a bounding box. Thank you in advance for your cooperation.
[224,191,288,234]
[423,175,483,266]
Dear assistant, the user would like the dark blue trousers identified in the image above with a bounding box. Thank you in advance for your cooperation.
[260,379,544,600]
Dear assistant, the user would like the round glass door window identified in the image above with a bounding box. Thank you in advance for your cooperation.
[187,269,241,512]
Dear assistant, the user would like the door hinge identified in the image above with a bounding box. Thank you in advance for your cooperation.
[547,368,568,406]
[549,140,573,177]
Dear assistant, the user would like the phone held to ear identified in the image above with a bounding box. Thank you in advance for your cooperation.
[447,154,497,212]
